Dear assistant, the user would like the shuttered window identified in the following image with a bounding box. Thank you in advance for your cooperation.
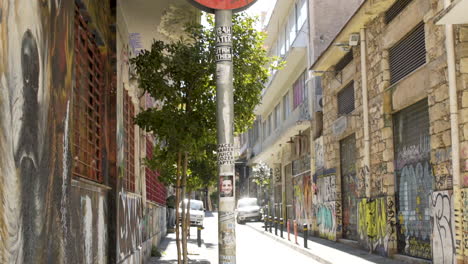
[72,4,104,183]
[389,22,426,85]
[293,71,306,109]
[337,81,355,115]
[385,0,413,24]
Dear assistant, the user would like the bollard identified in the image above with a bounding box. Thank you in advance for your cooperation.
[197,225,203,247]
[264,213,268,231]
[287,219,291,241]
[303,224,308,248]
[280,218,284,238]
[293,220,298,244]
[269,216,272,233]
[274,217,278,236]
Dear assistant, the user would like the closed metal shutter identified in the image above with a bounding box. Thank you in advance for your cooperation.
[394,100,432,260]
[340,134,358,240]
[389,22,426,85]
[337,81,355,115]
[385,0,413,24]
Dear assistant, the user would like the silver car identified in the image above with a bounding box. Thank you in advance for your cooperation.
[236,198,262,224]
[179,199,205,226]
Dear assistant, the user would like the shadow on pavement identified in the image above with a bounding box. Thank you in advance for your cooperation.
[151,257,211,264]
[203,242,216,249]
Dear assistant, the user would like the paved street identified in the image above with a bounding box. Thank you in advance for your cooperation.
[152,212,319,263]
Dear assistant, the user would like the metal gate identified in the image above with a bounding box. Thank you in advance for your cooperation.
[340,134,358,240]
[394,100,432,259]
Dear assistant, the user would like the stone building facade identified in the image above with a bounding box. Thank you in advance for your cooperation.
[311,0,468,262]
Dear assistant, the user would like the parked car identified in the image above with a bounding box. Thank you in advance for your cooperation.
[179,199,205,226]
[236,198,262,224]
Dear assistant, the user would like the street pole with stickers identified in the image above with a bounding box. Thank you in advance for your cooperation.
[186,1,257,263]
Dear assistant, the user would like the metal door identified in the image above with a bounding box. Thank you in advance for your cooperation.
[340,134,358,240]
[394,100,432,259]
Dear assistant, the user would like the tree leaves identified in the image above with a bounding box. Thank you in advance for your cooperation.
[131,13,276,190]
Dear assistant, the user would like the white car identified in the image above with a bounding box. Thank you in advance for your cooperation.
[236,198,262,224]
[179,199,205,226]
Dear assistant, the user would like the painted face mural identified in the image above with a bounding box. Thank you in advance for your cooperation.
[0,0,73,262]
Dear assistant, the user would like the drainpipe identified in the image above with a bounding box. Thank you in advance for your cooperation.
[360,28,371,199]
[443,0,462,260]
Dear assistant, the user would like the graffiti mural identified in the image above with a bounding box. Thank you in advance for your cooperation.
[0,1,77,262]
[357,197,396,256]
[394,101,432,260]
[293,173,313,226]
[315,201,340,240]
[432,147,453,190]
[431,191,454,264]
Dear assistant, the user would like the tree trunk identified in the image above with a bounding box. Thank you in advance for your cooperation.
[181,152,189,264]
[175,152,182,264]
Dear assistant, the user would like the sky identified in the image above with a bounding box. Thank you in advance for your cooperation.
[246,0,277,29]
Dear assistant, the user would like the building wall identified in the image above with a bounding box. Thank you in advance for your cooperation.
[0,0,115,263]
[318,0,468,261]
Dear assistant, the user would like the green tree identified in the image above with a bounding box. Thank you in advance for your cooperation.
[131,13,279,264]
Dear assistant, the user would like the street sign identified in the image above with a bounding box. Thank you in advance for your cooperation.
[188,0,257,13]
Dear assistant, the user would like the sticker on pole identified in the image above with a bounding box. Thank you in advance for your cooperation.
[188,0,257,13]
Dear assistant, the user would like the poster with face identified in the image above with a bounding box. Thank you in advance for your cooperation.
[220,175,233,197]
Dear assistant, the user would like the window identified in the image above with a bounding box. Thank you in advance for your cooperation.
[385,0,413,24]
[337,81,355,115]
[297,0,307,29]
[268,114,272,136]
[283,92,290,120]
[389,22,426,85]
[124,91,135,192]
[72,4,104,183]
[274,104,281,130]
[293,71,306,109]
[288,10,297,44]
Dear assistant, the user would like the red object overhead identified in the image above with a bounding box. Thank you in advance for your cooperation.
[188,0,257,13]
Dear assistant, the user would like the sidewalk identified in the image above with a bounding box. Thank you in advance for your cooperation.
[148,228,211,264]
[244,221,407,264]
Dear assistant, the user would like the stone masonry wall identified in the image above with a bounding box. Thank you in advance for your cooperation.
[316,0,468,261]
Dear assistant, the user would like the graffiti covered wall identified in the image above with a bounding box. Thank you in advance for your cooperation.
[0,1,74,262]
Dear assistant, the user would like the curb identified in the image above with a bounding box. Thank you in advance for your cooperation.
[244,223,333,264]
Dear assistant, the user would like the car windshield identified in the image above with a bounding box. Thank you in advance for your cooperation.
[180,200,203,211]
[237,199,258,208]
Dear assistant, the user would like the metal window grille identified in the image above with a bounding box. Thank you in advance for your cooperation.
[72,5,104,183]
[146,137,166,205]
[389,22,426,85]
[124,91,135,192]
[334,51,353,73]
[337,81,355,115]
[385,0,413,24]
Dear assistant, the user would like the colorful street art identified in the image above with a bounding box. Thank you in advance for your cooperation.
[0,1,75,262]
[394,102,433,260]
[357,197,396,256]
[315,202,340,240]
[293,173,313,226]
[340,134,358,240]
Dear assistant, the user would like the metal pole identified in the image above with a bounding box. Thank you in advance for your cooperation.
[215,9,236,264]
